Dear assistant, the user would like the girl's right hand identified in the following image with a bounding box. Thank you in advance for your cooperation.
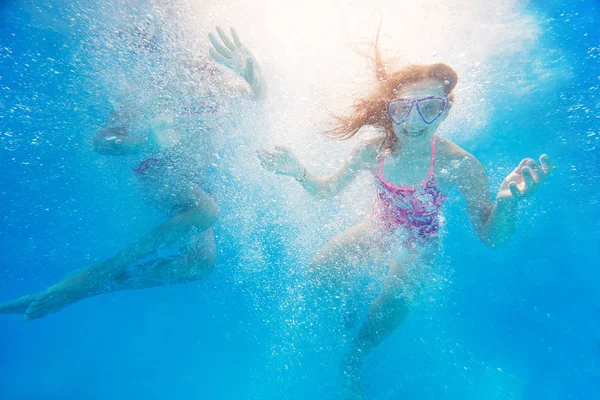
[257,146,304,179]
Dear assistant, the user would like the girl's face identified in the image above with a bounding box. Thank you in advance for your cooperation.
[389,79,450,140]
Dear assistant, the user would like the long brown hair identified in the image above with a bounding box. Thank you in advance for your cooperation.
[327,33,458,153]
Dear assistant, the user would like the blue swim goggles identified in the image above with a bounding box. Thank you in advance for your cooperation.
[387,96,448,125]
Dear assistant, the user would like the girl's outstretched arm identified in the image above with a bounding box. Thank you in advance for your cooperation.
[456,153,553,248]
[257,140,379,199]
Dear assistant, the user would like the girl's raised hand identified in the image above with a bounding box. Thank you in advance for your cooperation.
[497,154,553,201]
[257,146,304,180]
[208,27,261,87]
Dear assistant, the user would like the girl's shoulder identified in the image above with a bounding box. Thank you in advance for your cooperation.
[436,136,475,163]
[344,136,384,170]
[435,136,484,180]
[356,136,386,161]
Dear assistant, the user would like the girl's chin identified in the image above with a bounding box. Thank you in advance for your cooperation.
[401,128,427,138]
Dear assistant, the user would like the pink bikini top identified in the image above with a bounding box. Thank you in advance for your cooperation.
[375,136,447,238]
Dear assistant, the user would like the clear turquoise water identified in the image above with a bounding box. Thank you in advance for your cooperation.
[1,1,599,399]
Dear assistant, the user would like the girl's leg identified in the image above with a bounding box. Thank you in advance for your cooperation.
[308,221,380,287]
[342,239,439,399]
[337,259,410,400]
[92,188,219,279]
[111,227,216,290]
[1,190,219,320]
[307,221,383,327]
[11,228,216,320]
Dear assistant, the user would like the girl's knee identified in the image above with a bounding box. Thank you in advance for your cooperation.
[184,199,220,229]
[199,197,220,224]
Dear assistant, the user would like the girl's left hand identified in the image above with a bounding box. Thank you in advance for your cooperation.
[208,27,262,87]
[497,154,554,202]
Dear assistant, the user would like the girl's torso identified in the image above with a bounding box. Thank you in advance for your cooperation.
[369,135,464,241]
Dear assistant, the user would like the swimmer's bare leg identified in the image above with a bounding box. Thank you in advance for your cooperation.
[336,258,410,400]
[22,195,219,320]
[341,261,409,400]
[111,228,216,291]
[341,242,437,399]
[306,223,383,400]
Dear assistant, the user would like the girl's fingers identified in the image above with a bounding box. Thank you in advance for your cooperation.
[262,157,274,165]
[209,48,231,68]
[256,151,271,163]
[522,167,536,191]
[274,146,290,155]
[540,154,554,174]
[208,32,232,58]
[256,149,271,157]
[515,158,534,175]
[264,149,283,157]
[216,26,236,51]
[509,181,521,197]
[526,160,542,182]
[231,28,243,47]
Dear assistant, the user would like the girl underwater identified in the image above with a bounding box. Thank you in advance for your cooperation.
[0,26,266,320]
[258,44,552,398]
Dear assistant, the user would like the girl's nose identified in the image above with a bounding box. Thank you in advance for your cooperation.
[406,104,423,125]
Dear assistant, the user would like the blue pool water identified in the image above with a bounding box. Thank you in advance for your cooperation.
[1,0,599,399]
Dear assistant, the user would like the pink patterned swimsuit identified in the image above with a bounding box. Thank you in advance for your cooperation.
[374,136,447,240]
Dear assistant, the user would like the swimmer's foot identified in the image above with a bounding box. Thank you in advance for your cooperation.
[0,294,38,315]
[24,271,92,320]
[341,353,366,400]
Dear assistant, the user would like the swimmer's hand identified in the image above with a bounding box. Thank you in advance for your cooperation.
[497,154,553,202]
[208,27,264,95]
[257,147,304,180]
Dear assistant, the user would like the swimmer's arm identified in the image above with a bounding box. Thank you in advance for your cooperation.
[93,111,155,155]
[259,141,376,199]
[297,148,368,199]
[456,155,517,248]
